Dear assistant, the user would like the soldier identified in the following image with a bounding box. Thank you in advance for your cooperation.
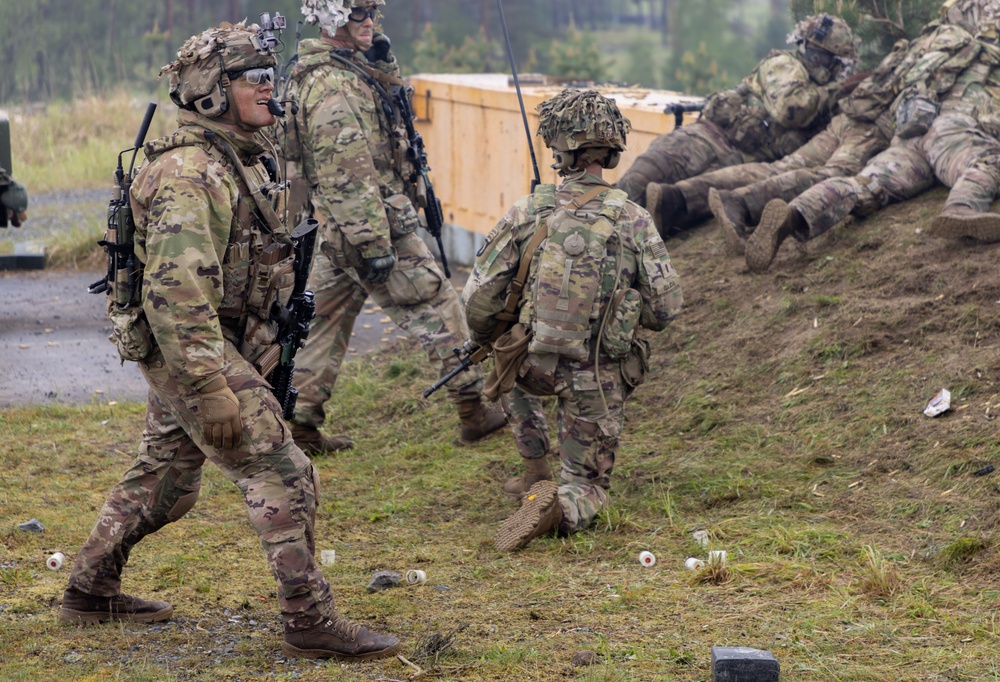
[0,166,28,227]
[58,22,400,662]
[284,0,506,453]
[743,0,1000,272]
[463,90,683,551]
[618,14,858,222]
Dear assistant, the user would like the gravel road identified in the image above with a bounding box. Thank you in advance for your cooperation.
[0,189,463,408]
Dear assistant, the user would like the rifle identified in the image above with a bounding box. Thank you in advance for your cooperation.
[663,101,705,129]
[265,217,319,420]
[89,102,158,302]
[423,341,490,398]
[391,85,450,278]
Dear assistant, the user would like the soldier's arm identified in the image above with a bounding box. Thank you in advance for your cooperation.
[134,150,236,391]
[304,71,392,260]
[757,54,828,129]
[630,206,683,331]
[462,202,532,344]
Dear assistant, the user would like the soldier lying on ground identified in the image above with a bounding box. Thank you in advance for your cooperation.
[738,1,1000,273]
[616,14,858,223]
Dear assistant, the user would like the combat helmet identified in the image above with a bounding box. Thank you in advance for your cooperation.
[301,0,385,33]
[160,21,277,118]
[788,14,858,71]
[536,89,632,175]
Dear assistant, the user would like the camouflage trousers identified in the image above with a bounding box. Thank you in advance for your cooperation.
[791,112,1000,240]
[293,231,483,428]
[506,351,635,534]
[68,341,333,631]
[681,115,887,222]
[616,119,746,207]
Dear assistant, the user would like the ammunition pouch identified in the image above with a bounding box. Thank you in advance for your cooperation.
[386,255,442,306]
[620,337,651,390]
[384,193,420,238]
[107,302,153,363]
[239,240,296,365]
[895,95,939,139]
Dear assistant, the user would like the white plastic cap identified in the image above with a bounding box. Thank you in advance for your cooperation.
[320,549,336,566]
[638,550,656,567]
[708,550,727,565]
[406,569,427,584]
[47,552,65,571]
[685,557,705,570]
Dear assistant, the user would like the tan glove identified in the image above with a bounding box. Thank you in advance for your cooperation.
[197,376,243,450]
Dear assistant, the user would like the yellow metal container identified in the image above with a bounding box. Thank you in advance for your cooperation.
[408,73,701,239]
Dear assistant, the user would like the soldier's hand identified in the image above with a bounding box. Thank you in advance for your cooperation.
[197,376,243,450]
[365,252,396,285]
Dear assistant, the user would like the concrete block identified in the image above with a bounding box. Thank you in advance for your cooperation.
[712,646,779,681]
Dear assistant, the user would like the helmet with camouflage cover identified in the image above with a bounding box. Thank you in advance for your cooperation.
[788,14,858,66]
[301,0,385,33]
[536,89,632,175]
[160,21,277,118]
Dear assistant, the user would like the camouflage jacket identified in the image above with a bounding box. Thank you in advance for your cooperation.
[130,110,278,391]
[702,49,841,158]
[286,39,404,261]
[463,173,683,347]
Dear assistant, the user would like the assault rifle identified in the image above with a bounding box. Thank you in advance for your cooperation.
[265,218,319,420]
[391,84,450,278]
[663,101,704,129]
[423,341,490,398]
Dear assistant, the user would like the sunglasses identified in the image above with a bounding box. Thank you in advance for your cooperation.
[228,67,274,85]
[348,8,377,22]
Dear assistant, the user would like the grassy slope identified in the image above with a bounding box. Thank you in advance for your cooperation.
[3,187,999,681]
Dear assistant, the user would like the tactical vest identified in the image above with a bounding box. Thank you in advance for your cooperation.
[526,184,628,361]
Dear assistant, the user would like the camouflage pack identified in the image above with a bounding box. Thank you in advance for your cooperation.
[527,184,628,360]
[536,89,631,153]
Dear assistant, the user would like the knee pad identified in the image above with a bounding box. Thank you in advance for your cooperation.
[166,490,199,523]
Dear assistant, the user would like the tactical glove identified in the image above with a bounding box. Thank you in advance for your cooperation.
[365,252,396,285]
[197,376,243,450]
[363,32,393,65]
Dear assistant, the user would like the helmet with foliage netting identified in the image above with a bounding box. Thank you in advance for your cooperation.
[788,14,858,63]
[160,21,276,114]
[536,89,631,154]
[301,0,384,33]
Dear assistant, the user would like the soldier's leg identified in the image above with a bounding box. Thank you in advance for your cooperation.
[617,120,743,206]
[364,233,505,441]
[502,383,555,497]
[669,161,780,229]
[292,253,367,429]
[68,385,206,598]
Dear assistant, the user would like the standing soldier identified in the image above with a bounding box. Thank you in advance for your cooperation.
[284,0,506,453]
[59,22,400,661]
[619,15,857,228]
[463,90,683,551]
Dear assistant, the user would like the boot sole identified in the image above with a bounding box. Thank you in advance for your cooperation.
[281,640,401,661]
[59,604,173,624]
[708,188,746,257]
[495,480,559,551]
[746,199,789,273]
[928,213,1000,242]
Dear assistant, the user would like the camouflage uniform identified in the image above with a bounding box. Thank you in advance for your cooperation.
[285,38,485,430]
[464,173,683,533]
[617,15,856,208]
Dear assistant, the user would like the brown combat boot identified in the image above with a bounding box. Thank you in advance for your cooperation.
[59,587,173,624]
[645,182,687,239]
[502,455,554,499]
[290,422,354,456]
[929,206,1000,243]
[746,199,798,273]
[456,397,508,444]
[708,188,751,257]
[495,480,564,551]
[282,613,401,661]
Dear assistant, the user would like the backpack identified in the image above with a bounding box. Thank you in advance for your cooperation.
[527,184,627,361]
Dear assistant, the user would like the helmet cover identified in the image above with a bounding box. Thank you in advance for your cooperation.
[536,89,631,154]
[301,0,384,33]
[788,14,858,67]
[160,21,276,108]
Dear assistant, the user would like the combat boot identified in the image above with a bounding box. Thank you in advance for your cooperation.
[746,199,799,273]
[59,587,173,624]
[290,422,354,456]
[708,188,751,257]
[502,455,554,499]
[495,480,563,552]
[282,613,401,661]
[929,206,1000,243]
[645,182,687,239]
[456,397,508,444]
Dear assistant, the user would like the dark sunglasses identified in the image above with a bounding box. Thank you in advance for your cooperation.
[348,8,377,22]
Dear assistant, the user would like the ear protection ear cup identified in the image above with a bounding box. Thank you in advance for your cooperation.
[193,81,229,117]
[603,151,621,170]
